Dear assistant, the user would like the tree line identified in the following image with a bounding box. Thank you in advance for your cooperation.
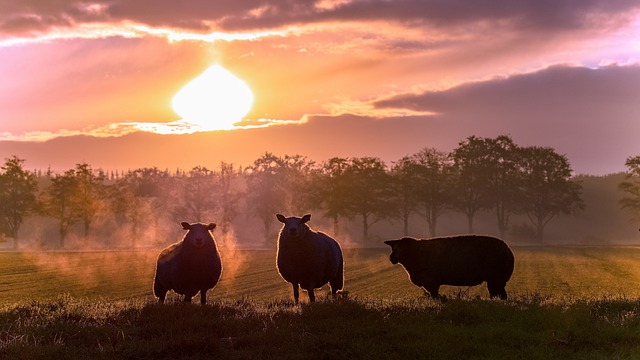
[0,134,615,249]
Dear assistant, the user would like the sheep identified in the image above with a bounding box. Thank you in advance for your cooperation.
[384,235,514,300]
[153,222,222,304]
[276,214,344,303]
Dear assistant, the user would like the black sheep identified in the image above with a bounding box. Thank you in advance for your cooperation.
[276,214,344,303]
[153,222,222,304]
[384,235,514,299]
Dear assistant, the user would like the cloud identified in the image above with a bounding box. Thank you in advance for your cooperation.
[0,117,309,142]
[374,63,640,116]
[2,0,639,44]
[372,63,640,174]
[219,0,640,34]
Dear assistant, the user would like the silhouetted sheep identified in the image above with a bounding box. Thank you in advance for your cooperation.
[276,214,344,303]
[153,222,222,304]
[384,235,514,300]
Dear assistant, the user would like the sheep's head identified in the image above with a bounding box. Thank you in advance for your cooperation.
[383,237,417,264]
[276,214,311,239]
[181,222,216,248]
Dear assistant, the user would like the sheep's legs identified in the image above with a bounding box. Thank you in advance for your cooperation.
[292,283,299,303]
[307,288,316,303]
[183,291,198,303]
[154,280,167,304]
[330,260,344,297]
[200,290,207,304]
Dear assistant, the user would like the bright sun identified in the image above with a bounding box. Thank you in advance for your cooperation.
[172,65,254,130]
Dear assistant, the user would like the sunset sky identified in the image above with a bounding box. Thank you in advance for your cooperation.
[1,0,639,175]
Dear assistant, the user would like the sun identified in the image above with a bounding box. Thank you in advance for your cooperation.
[172,65,254,130]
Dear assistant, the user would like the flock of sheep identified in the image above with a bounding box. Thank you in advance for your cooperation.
[153,214,515,304]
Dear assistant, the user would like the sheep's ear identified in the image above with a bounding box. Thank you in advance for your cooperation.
[276,214,286,223]
[181,222,191,230]
[383,240,396,247]
[207,223,216,231]
[301,214,311,223]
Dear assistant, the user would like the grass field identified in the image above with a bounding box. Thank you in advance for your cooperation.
[1,246,640,359]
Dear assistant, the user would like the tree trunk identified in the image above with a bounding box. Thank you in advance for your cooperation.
[536,218,545,243]
[333,216,339,237]
[428,215,437,237]
[403,215,409,236]
[10,226,19,243]
[84,221,90,239]
[264,220,271,246]
[362,214,369,243]
[466,213,474,234]
[496,203,509,240]
[59,225,66,248]
[11,226,19,249]
[498,226,506,241]
[427,207,438,237]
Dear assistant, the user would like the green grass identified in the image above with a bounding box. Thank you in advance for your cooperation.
[1,246,640,359]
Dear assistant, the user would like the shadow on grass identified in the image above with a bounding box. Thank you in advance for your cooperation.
[1,294,640,359]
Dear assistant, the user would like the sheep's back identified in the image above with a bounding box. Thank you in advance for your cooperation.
[156,242,222,295]
[277,231,342,287]
[411,235,513,286]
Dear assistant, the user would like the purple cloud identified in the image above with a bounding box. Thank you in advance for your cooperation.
[1,0,638,38]
[374,64,640,175]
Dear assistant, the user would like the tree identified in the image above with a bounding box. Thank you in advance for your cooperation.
[279,154,317,215]
[315,157,351,236]
[450,136,492,233]
[619,155,640,220]
[174,166,217,222]
[109,167,170,247]
[518,146,585,242]
[72,163,108,238]
[245,153,288,244]
[215,162,242,238]
[0,156,38,248]
[412,148,454,237]
[39,169,81,248]
[342,157,393,243]
[245,153,317,244]
[482,136,521,240]
[390,156,422,236]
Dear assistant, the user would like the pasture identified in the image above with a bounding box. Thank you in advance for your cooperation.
[1,246,640,359]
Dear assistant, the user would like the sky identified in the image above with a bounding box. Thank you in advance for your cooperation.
[0,0,639,175]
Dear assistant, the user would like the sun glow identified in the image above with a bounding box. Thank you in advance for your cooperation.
[172,65,254,130]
